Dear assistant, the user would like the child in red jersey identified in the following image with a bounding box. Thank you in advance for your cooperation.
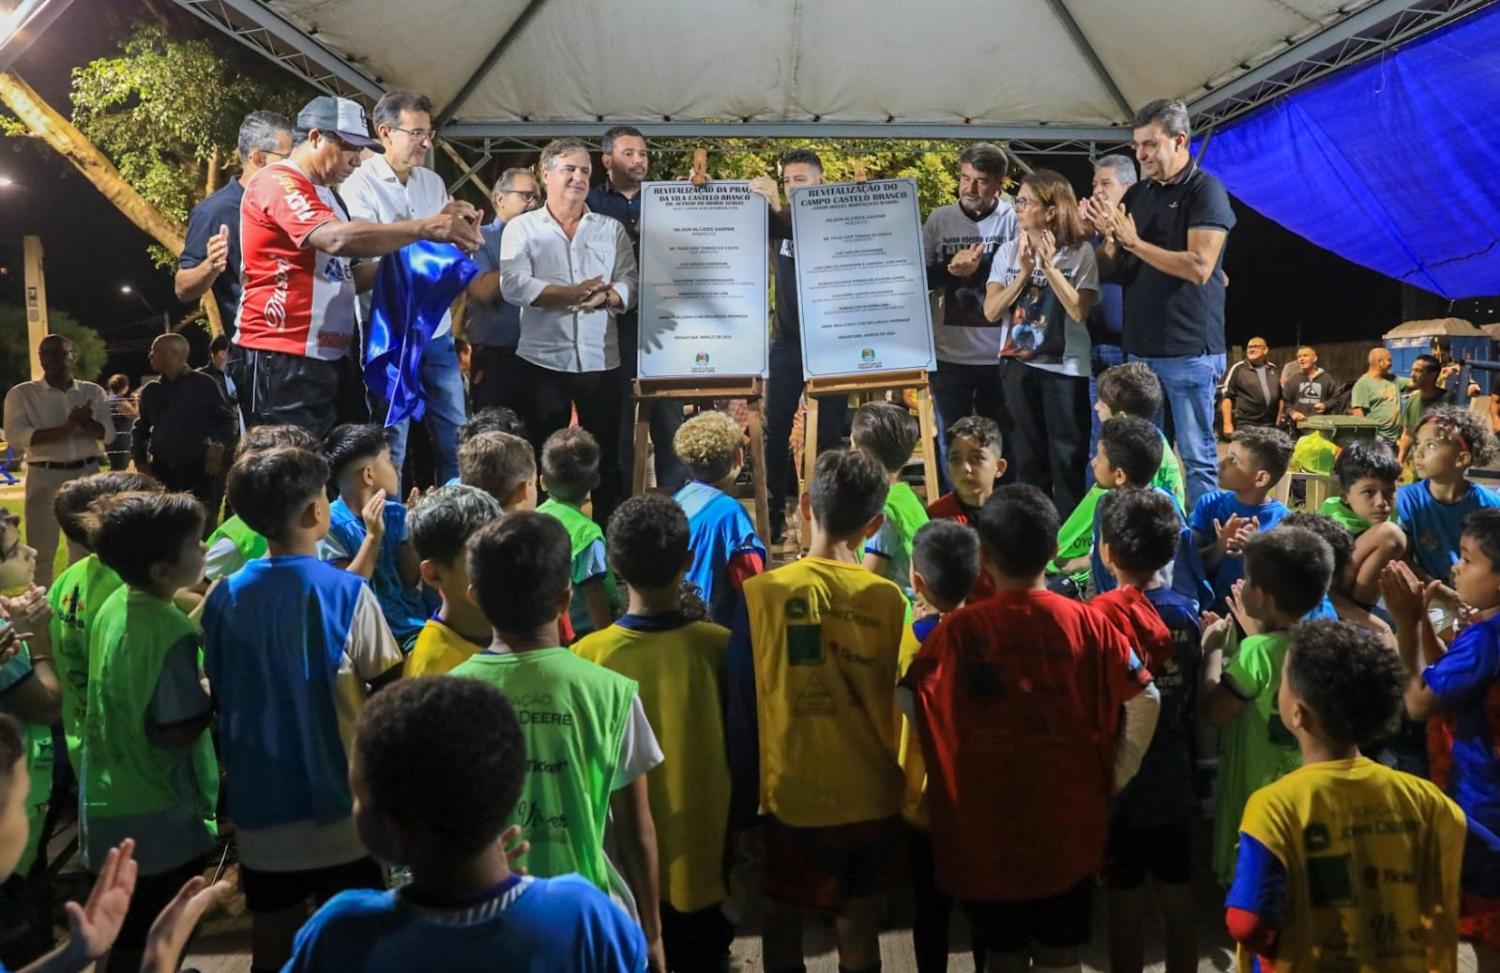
[904,484,1160,972]
[925,416,1005,603]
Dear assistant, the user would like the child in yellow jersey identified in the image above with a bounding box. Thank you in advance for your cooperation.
[899,519,982,973]
[574,495,734,973]
[1226,619,1468,972]
[458,430,537,512]
[727,447,908,973]
[853,402,929,601]
[404,485,503,676]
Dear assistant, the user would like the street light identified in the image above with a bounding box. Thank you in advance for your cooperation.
[119,283,158,316]
[0,177,14,188]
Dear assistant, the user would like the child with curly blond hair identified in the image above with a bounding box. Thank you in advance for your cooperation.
[672,411,765,627]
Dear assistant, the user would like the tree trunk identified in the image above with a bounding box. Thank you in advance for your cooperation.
[0,70,185,254]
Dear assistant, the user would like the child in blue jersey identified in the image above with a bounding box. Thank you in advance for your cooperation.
[203,446,405,973]
[1396,405,1500,583]
[1321,441,1406,606]
[671,411,765,627]
[537,428,620,638]
[1090,416,1212,610]
[1190,426,1294,610]
[201,425,319,584]
[1226,620,1470,973]
[0,714,228,973]
[458,429,537,512]
[320,424,429,649]
[1386,507,1500,963]
[902,519,983,973]
[282,676,647,973]
[854,402,929,600]
[1095,487,1202,973]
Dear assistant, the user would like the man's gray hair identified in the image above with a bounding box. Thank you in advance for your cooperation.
[495,167,535,193]
[237,111,293,160]
[957,142,1007,181]
[1093,153,1138,187]
[539,137,591,172]
[1132,99,1191,139]
[372,90,433,130]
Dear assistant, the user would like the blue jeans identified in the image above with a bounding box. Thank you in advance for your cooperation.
[1086,344,1126,477]
[1129,352,1226,507]
[386,333,466,485]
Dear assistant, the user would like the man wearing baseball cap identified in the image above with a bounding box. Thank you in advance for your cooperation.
[234,95,483,437]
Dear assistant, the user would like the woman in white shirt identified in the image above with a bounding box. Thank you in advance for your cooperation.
[984,170,1100,518]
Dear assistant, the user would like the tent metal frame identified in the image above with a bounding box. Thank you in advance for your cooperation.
[171,0,1496,154]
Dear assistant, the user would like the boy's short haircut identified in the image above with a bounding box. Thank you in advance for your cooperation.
[1462,508,1500,571]
[228,447,330,543]
[1232,425,1295,483]
[234,423,320,461]
[809,448,890,539]
[1097,487,1179,575]
[467,511,572,633]
[1096,361,1164,419]
[86,492,206,589]
[459,407,526,444]
[323,423,391,484]
[851,402,919,474]
[1279,512,1354,580]
[975,484,1060,578]
[606,494,690,590]
[407,485,502,565]
[1285,619,1405,750]
[1334,440,1400,491]
[54,471,162,548]
[1419,404,1500,468]
[540,427,601,503]
[673,411,743,483]
[458,432,536,501]
[0,714,23,805]
[1098,416,1164,487]
[1242,525,1334,618]
[355,677,526,863]
[911,519,981,607]
[943,415,1001,454]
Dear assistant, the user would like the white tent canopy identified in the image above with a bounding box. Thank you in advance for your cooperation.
[173,0,1489,146]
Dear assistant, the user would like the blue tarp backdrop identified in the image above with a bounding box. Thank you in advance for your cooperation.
[1201,2,1500,300]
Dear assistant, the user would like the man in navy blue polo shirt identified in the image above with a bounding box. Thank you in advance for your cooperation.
[467,167,541,417]
[175,111,294,338]
[1084,99,1236,507]
[586,125,688,494]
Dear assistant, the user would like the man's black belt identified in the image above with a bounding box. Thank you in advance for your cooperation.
[29,458,99,471]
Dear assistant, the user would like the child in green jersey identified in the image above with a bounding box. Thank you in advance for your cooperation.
[82,491,218,972]
[1318,440,1406,606]
[450,512,664,969]
[1199,526,1334,886]
[853,401,930,599]
[537,428,619,638]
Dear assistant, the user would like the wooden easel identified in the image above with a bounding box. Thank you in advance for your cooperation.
[632,376,772,545]
[800,368,940,547]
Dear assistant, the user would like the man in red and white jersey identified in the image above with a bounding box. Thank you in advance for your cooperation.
[235,95,483,436]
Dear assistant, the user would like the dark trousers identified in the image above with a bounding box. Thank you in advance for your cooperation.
[929,360,1008,492]
[152,455,219,535]
[106,855,208,970]
[909,827,982,973]
[617,320,689,493]
[661,902,734,973]
[470,344,530,421]
[766,339,849,527]
[999,358,1090,520]
[235,348,365,439]
[524,361,625,527]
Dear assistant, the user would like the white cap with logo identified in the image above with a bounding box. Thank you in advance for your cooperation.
[295,96,383,152]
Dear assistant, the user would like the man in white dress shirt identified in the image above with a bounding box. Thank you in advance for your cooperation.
[3,334,113,585]
[340,90,468,485]
[500,137,637,526]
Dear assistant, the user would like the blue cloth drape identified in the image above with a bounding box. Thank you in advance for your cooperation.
[1200,3,1500,299]
[364,241,478,427]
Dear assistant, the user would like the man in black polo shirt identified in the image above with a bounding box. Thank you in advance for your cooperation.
[585,125,688,494]
[175,111,294,336]
[1084,98,1236,507]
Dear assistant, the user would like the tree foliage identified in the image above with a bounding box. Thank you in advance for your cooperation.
[68,25,306,268]
[0,306,108,390]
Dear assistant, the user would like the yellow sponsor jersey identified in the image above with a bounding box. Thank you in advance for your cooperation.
[405,617,488,677]
[744,557,907,827]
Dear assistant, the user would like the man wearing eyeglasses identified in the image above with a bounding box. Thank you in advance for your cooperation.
[466,167,541,416]
[236,95,482,439]
[342,90,473,484]
[176,111,294,338]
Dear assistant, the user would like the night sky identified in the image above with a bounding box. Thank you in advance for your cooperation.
[1,0,1475,385]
